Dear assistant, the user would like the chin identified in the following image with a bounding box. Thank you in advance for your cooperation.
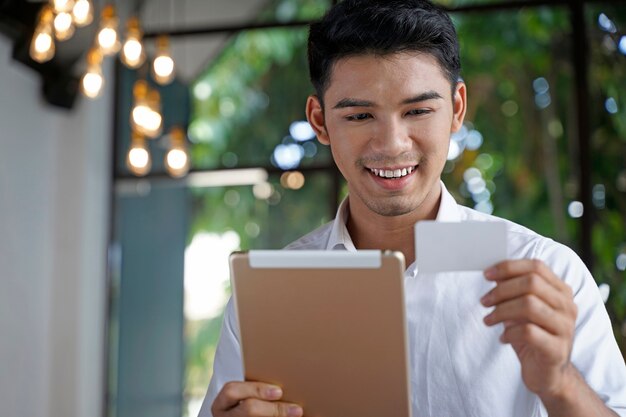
[364,198,418,217]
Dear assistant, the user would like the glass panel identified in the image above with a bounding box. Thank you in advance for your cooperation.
[587,3,626,347]
[441,7,578,248]
[184,170,334,416]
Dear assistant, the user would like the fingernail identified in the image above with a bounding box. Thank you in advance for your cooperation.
[288,405,303,417]
[483,314,493,325]
[480,294,492,306]
[267,386,282,399]
[484,267,496,279]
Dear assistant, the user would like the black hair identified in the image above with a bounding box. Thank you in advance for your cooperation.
[308,0,461,101]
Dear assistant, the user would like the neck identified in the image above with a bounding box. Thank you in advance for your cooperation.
[346,183,442,267]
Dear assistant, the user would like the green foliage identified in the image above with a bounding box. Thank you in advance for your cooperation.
[587,5,626,352]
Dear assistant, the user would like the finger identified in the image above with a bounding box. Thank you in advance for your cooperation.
[213,381,283,412]
[483,295,571,336]
[233,398,303,417]
[500,322,569,361]
[481,273,565,310]
[485,259,571,293]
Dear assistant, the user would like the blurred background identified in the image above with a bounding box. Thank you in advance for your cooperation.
[1,0,625,416]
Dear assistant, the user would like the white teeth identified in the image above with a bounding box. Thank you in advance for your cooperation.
[369,166,416,179]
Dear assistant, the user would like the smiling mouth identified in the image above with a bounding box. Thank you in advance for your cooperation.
[368,166,417,179]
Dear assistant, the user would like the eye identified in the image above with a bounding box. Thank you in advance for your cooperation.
[406,109,431,116]
[345,113,372,121]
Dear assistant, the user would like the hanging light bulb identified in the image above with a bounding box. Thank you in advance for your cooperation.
[72,0,93,27]
[52,0,74,13]
[54,11,75,41]
[152,35,175,85]
[81,48,104,98]
[121,17,146,69]
[165,126,190,178]
[131,80,150,131]
[130,80,162,138]
[96,4,120,55]
[30,5,55,63]
[126,132,152,176]
[145,89,163,137]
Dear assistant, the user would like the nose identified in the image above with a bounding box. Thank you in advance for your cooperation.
[368,116,413,158]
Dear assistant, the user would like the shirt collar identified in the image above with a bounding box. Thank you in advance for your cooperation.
[436,181,462,222]
[326,197,356,251]
[326,180,461,252]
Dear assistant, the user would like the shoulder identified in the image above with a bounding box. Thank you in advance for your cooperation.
[459,205,590,289]
[283,221,334,250]
[458,205,579,265]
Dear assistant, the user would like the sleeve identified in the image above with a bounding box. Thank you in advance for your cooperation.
[538,240,626,416]
[197,297,244,417]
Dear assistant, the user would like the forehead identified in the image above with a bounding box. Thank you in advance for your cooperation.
[324,52,450,101]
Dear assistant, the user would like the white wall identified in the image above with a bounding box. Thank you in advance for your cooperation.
[0,36,111,417]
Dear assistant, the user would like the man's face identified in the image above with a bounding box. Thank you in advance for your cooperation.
[306,52,466,219]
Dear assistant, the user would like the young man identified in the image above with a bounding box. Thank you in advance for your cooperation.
[199,1,626,416]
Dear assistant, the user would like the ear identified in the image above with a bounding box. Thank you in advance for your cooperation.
[451,82,467,133]
[306,95,330,145]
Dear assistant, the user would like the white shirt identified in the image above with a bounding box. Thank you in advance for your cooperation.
[199,183,626,417]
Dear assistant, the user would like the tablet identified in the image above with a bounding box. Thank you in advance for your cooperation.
[230,250,412,417]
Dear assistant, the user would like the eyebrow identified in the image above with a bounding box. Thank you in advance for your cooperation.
[332,91,444,109]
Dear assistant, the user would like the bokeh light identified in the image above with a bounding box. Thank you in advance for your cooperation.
[605,97,618,114]
[593,184,606,209]
[465,130,483,150]
[273,143,304,170]
[617,254,626,272]
[289,121,316,142]
[447,140,462,161]
[194,81,212,100]
[598,13,617,33]
[221,152,238,168]
[224,190,240,207]
[619,36,626,55]
[533,77,549,94]
[252,182,273,200]
[280,171,305,190]
[599,283,611,303]
[568,201,584,218]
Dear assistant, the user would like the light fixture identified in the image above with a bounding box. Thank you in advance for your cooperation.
[30,5,55,63]
[164,126,190,178]
[52,0,74,13]
[130,80,162,138]
[96,4,120,55]
[81,47,104,98]
[54,11,75,41]
[121,17,146,69]
[126,132,152,176]
[152,35,175,85]
[72,0,93,27]
[145,89,163,137]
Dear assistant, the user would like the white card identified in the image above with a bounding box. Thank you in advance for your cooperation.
[415,221,507,273]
